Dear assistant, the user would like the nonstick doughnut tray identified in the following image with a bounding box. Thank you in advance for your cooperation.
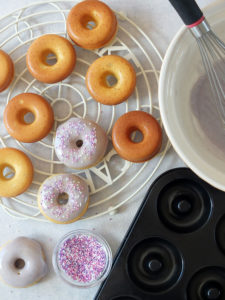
[95,168,225,300]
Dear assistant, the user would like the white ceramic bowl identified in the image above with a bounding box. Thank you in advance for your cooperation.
[159,1,225,191]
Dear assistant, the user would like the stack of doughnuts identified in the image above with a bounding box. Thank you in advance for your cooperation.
[0,0,163,227]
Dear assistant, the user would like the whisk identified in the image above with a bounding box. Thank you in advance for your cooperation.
[169,0,225,126]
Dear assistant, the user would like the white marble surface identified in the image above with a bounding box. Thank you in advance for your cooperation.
[0,0,213,299]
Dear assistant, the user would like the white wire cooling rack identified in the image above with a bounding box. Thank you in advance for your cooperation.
[0,0,170,222]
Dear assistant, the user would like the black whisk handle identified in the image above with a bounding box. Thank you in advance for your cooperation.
[169,0,204,27]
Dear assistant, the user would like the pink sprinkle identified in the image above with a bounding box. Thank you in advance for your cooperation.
[58,234,107,283]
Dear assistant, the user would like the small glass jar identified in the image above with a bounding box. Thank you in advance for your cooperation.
[52,229,112,288]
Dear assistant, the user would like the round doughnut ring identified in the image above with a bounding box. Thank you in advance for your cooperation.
[26,34,76,83]
[0,49,14,92]
[54,117,108,169]
[4,93,54,143]
[0,236,47,288]
[112,111,162,163]
[38,174,89,224]
[67,0,118,50]
[86,55,136,105]
[0,148,33,197]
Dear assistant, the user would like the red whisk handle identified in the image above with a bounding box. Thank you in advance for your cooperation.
[169,0,204,27]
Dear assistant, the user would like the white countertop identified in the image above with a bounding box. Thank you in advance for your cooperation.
[0,0,213,299]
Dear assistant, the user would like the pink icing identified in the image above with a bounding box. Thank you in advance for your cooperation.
[54,118,108,169]
[39,174,89,222]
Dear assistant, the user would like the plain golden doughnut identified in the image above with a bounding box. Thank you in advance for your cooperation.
[4,93,54,143]
[112,111,162,162]
[67,0,117,50]
[0,50,14,92]
[86,55,136,105]
[0,148,33,197]
[26,34,76,83]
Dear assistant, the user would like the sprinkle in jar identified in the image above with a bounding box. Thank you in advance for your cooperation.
[52,230,112,287]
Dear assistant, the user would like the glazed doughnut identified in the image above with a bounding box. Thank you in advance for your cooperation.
[86,55,136,105]
[0,237,47,288]
[38,174,89,224]
[112,111,162,162]
[26,34,76,83]
[4,93,54,143]
[67,0,117,49]
[0,148,33,197]
[55,117,108,169]
[0,50,14,92]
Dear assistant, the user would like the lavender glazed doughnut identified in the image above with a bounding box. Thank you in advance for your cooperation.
[0,237,47,288]
[54,118,108,169]
[38,174,89,224]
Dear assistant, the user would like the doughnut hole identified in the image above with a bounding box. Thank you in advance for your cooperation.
[14,258,25,275]
[100,71,118,88]
[76,140,83,148]
[24,112,35,124]
[106,74,118,87]
[17,108,35,125]
[46,53,57,66]
[57,192,69,205]
[42,50,57,66]
[81,14,98,30]
[130,129,144,143]
[70,139,84,149]
[86,20,97,30]
[0,164,15,180]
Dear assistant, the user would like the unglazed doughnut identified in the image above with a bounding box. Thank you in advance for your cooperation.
[67,0,117,49]
[0,50,14,92]
[86,55,136,105]
[55,118,108,169]
[112,111,162,162]
[38,174,89,224]
[0,237,47,288]
[26,34,76,83]
[4,93,54,143]
[0,148,33,197]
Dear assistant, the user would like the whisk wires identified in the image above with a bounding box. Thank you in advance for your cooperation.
[196,30,225,126]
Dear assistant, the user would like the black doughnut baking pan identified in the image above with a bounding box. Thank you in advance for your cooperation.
[94,168,225,300]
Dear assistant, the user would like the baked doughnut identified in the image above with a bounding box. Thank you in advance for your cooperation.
[0,49,14,92]
[0,237,47,288]
[0,148,33,197]
[86,55,136,105]
[112,111,162,162]
[26,34,76,83]
[67,0,117,49]
[4,93,54,143]
[55,117,108,169]
[38,174,89,224]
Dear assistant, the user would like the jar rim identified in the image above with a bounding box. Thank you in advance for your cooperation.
[52,229,112,288]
